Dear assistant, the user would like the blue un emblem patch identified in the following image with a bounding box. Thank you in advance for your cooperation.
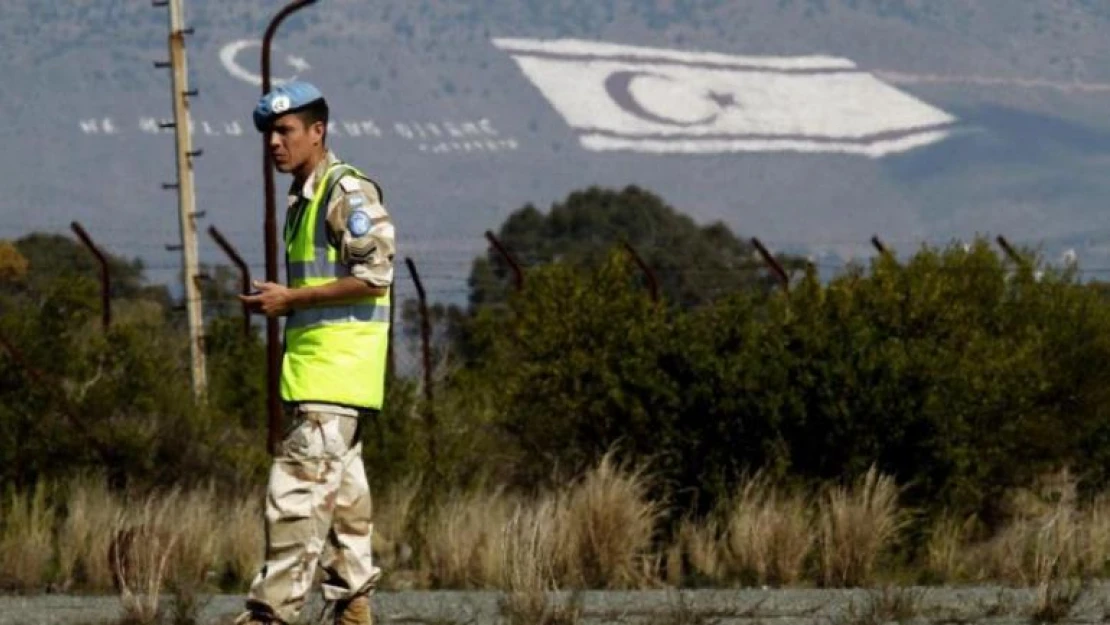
[347,209,372,237]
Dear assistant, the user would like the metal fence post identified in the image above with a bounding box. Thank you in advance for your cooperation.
[751,237,790,291]
[404,257,437,478]
[484,230,525,291]
[261,0,317,456]
[207,226,253,337]
[620,240,659,302]
[70,222,111,332]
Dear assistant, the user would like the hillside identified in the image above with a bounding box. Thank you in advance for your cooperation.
[3,0,1110,297]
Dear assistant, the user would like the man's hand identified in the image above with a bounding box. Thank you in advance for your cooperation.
[239,280,293,317]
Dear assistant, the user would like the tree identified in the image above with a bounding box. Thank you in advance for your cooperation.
[403,185,806,368]
[0,241,28,284]
[457,236,1110,522]
[468,252,677,490]
[469,185,797,310]
[0,231,268,491]
[10,233,170,306]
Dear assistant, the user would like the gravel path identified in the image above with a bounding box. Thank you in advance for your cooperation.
[2,584,1110,625]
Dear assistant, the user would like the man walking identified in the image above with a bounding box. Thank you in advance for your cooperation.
[237,80,394,625]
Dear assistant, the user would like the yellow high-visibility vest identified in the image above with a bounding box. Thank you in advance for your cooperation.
[281,162,390,409]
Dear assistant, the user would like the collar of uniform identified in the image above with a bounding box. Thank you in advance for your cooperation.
[288,151,342,202]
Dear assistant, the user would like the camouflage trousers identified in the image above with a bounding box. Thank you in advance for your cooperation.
[240,408,381,624]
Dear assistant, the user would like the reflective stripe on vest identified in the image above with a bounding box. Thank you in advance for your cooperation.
[286,302,391,330]
[281,161,390,409]
[287,259,348,281]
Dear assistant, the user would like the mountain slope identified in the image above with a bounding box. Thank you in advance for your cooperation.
[3,0,1110,296]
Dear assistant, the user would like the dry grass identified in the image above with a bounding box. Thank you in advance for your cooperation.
[12,463,1110,595]
[0,481,55,591]
[936,469,1110,586]
[1075,494,1110,577]
[418,453,660,591]
[421,487,518,588]
[218,491,263,590]
[722,474,813,586]
[556,453,661,589]
[498,499,582,625]
[111,493,182,624]
[976,515,1075,585]
[371,474,420,566]
[109,487,227,623]
[669,517,725,585]
[924,513,975,582]
[170,486,222,585]
[818,466,906,587]
[56,475,124,591]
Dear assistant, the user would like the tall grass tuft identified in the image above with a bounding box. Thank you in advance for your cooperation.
[964,470,1086,585]
[557,452,661,589]
[671,517,725,586]
[165,485,221,621]
[112,487,222,624]
[0,481,55,591]
[56,475,123,591]
[722,475,813,586]
[371,474,419,567]
[923,513,975,583]
[14,464,1110,594]
[218,490,263,590]
[421,487,517,588]
[1076,494,1110,578]
[111,492,181,624]
[498,498,581,625]
[818,466,905,587]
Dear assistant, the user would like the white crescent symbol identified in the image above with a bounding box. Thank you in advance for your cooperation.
[606,70,720,127]
[219,39,303,87]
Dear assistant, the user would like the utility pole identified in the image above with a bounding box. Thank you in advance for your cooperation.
[156,0,207,399]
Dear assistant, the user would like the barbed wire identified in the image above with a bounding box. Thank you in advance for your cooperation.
[104,259,1110,278]
[6,221,1105,250]
[12,222,1110,307]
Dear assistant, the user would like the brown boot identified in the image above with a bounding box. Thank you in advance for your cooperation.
[234,600,286,625]
[234,611,278,625]
[334,594,372,625]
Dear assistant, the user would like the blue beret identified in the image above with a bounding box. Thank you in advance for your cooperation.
[253,80,325,132]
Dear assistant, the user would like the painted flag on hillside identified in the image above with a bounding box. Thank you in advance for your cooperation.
[492,38,957,158]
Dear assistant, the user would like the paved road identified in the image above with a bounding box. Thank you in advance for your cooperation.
[2,584,1109,625]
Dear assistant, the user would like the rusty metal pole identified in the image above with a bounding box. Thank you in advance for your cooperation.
[70,222,111,332]
[405,257,437,476]
[996,235,1026,267]
[484,230,524,291]
[208,226,252,337]
[262,0,317,456]
[751,237,790,291]
[620,240,659,302]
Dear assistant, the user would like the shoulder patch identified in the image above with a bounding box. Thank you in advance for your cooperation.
[347,194,366,210]
[347,209,372,237]
[338,176,363,193]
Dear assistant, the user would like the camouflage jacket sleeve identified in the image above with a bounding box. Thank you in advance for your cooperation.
[325,174,394,287]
